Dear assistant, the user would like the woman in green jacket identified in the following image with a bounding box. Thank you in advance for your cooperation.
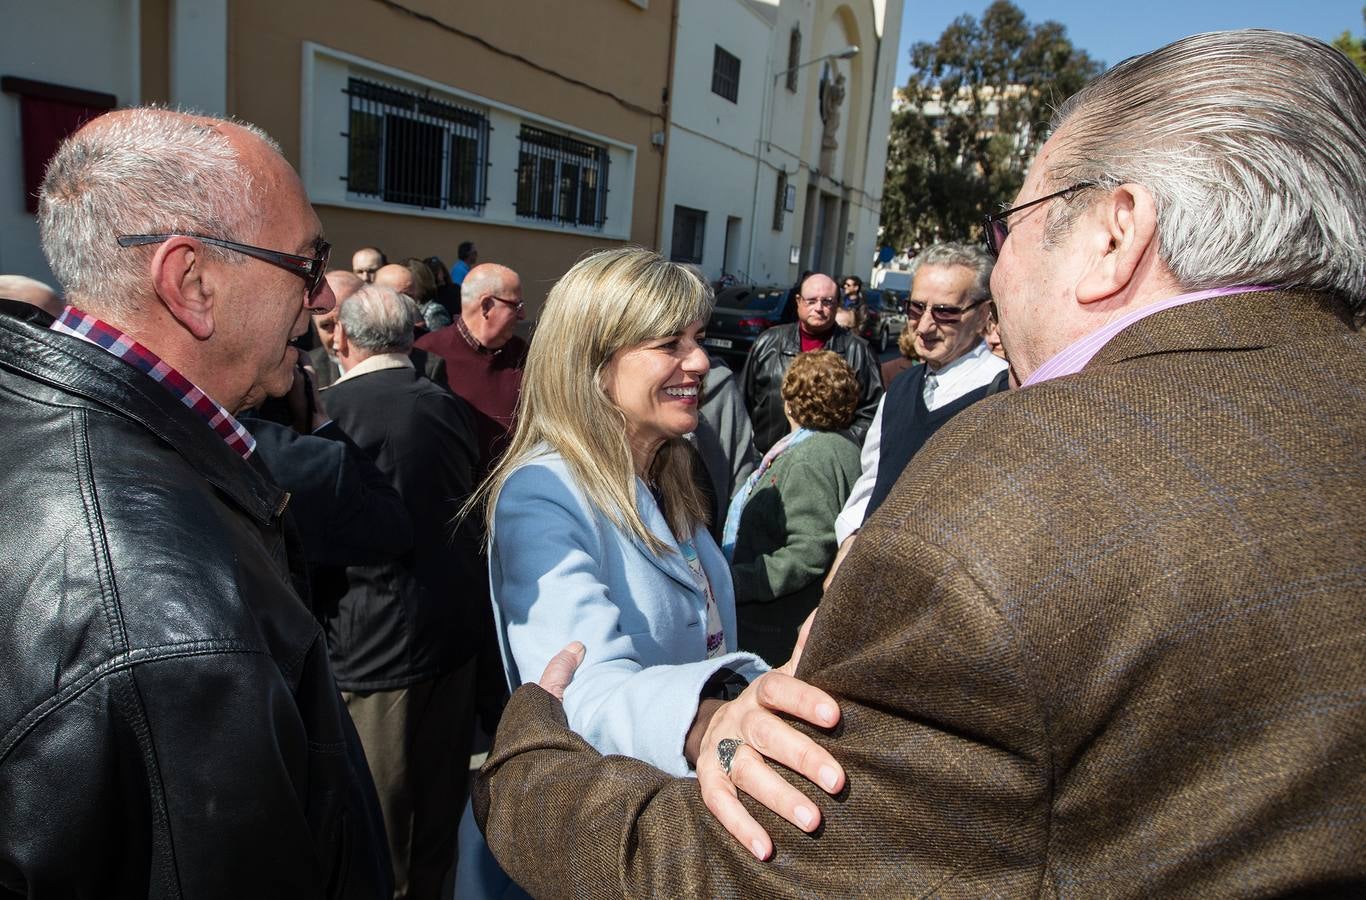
[722,350,862,664]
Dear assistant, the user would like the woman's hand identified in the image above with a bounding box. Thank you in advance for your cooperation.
[696,611,843,860]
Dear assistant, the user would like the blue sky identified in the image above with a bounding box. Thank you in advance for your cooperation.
[895,0,1364,85]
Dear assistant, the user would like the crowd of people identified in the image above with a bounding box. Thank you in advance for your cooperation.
[0,26,1362,900]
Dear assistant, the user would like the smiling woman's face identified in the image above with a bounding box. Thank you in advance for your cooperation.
[601,317,710,472]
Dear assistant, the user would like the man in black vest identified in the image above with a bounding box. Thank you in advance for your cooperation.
[828,243,1007,583]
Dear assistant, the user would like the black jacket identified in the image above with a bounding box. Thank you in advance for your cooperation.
[245,417,414,568]
[740,323,885,454]
[321,364,481,691]
[0,301,390,898]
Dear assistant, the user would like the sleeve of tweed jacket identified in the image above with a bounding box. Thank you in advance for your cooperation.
[474,528,1051,898]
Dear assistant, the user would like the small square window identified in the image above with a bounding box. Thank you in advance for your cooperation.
[711,46,741,103]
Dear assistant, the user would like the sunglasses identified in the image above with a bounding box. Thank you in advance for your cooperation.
[491,295,525,314]
[982,181,1097,257]
[907,295,991,324]
[118,233,332,297]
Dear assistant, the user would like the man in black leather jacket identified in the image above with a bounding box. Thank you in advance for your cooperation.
[741,272,884,454]
[0,108,390,897]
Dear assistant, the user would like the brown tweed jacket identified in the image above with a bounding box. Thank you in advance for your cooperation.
[474,290,1366,898]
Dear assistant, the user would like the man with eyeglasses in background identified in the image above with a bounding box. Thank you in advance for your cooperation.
[0,108,390,896]
[825,243,1007,585]
[415,262,527,478]
[741,271,883,454]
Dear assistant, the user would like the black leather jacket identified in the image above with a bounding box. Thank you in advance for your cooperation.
[740,323,885,454]
[0,301,390,898]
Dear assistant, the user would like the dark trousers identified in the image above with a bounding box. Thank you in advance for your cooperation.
[344,658,477,900]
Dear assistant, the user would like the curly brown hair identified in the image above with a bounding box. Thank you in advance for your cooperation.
[781,350,860,431]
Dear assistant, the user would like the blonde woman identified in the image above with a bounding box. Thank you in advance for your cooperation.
[481,248,845,859]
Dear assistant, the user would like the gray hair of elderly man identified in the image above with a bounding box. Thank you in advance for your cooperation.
[1042,29,1366,314]
[338,283,418,355]
[909,243,993,304]
[36,108,280,317]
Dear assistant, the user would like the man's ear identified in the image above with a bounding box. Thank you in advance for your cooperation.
[149,237,215,339]
[1076,184,1159,305]
[480,295,495,317]
[333,321,349,357]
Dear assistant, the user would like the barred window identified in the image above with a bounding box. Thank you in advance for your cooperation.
[711,46,740,103]
[786,28,802,93]
[345,77,489,211]
[515,126,609,229]
[671,206,706,264]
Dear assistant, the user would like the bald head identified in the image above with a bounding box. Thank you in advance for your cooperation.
[461,264,519,309]
[0,275,63,317]
[461,263,523,349]
[352,247,385,282]
[314,270,362,357]
[373,264,415,298]
[324,269,364,303]
[797,273,838,335]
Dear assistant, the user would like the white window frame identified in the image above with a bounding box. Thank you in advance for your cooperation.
[299,43,635,239]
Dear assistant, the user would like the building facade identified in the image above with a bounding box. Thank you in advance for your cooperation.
[2,0,899,309]
[1,0,673,314]
[659,0,903,286]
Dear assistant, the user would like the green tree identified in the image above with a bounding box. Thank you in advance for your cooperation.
[881,1,1101,250]
[1332,6,1366,74]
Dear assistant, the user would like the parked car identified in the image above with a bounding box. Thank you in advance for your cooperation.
[858,289,908,353]
[702,284,788,365]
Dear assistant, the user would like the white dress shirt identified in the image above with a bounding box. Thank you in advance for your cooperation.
[834,341,1007,543]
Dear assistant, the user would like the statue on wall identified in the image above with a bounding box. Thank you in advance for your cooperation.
[819,66,846,174]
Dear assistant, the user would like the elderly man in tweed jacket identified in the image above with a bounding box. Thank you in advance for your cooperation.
[474,30,1366,898]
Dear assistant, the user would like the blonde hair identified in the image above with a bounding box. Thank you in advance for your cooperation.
[474,247,713,554]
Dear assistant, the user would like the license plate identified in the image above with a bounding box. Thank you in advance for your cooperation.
[704,337,733,349]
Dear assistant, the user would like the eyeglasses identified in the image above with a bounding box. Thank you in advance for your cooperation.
[798,297,837,309]
[982,182,1097,257]
[907,295,991,324]
[117,233,332,297]
[491,295,525,314]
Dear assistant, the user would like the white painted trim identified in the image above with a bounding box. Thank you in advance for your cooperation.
[302,42,636,154]
[299,42,635,240]
[312,198,632,242]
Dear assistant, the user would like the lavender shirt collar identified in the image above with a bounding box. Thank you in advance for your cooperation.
[1022,285,1274,387]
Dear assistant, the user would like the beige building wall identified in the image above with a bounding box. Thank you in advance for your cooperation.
[227,0,675,315]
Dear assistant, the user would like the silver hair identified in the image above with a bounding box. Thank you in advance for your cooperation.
[37,107,281,315]
[1046,29,1366,311]
[908,242,994,303]
[339,284,417,354]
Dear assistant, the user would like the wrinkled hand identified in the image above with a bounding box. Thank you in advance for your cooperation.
[697,614,843,860]
[538,641,585,701]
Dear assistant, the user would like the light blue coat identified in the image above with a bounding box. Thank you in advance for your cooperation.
[490,448,768,776]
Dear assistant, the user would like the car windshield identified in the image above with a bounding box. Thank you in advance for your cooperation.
[715,288,787,313]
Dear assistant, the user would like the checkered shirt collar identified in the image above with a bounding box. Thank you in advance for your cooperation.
[50,305,257,459]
